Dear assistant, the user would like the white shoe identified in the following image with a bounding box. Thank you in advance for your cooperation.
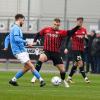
[63,80,70,88]
[85,77,90,83]
[67,79,75,84]
[31,76,37,83]
[67,76,75,84]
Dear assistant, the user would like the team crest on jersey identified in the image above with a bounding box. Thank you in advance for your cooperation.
[82,32,85,34]
[55,31,59,34]
[76,35,84,38]
[47,33,58,37]
[45,30,51,33]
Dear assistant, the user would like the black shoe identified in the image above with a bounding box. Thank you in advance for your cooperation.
[9,80,19,86]
[40,81,46,87]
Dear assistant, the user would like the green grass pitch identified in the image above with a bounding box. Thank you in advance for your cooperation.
[0,71,100,100]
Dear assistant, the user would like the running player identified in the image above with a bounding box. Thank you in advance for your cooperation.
[65,17,90,83]
[31,18,80,87]
[5,14,45,87]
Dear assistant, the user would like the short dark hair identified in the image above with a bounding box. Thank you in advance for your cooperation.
[54,18,61,22]
[15,14,25,20]
[77,17,84,21]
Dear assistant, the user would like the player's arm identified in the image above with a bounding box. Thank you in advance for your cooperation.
[34,32,41,42]
[14,28,26,44]
[96,34,100,37]
[84,29,89,39]
[14,36,26,43]
[67,26,80,37]
[33,28,45,43]
[64,26,80,54]
[3,34,10,50]
[64,36,71,54]
[63,37,71,54]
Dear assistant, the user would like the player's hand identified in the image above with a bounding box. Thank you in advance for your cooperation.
[27,44,34,48]
[33,42,37,45]
[96,34,100,37]
[64,48,68,54]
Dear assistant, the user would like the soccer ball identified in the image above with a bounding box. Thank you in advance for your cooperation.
[51,76,62,86]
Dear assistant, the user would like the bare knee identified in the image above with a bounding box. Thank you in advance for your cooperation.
[39,54,47,62]
[78,60,83,67]
[25,60,35,71]
[56,64,65,72]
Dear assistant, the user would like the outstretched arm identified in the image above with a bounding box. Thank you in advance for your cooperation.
[64,26,80,52]
[13,28,26,44]
[14,35,26,43]
[67,26,80,37]
[4,34,10,50]
[34,32,41,42]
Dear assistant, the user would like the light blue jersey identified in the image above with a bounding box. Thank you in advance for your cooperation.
[4,34,10,49]
[9,24,27,55]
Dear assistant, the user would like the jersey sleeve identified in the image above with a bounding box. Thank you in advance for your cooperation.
[85,28,87,35]
[39,28,46,36]
[60,30,68,37]
[4,34,10,49]
[34,28,46,42]
[13,28,26,43]
[67,26,80,37]
[13,27,20,36]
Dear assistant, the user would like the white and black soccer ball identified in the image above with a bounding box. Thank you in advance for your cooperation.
[51,76,62,86]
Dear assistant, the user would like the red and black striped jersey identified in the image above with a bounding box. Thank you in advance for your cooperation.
[71,27,87,51]
[39,27,68,52]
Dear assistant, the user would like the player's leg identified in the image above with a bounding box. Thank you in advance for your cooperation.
[52,54,69,87]
[65,56,70,72]
[9,52,46,87]
[78,59,90,83]
[67,61,78,83]
[26,60,46,87]
[9,52,31,86]
[9,65,30,86]
[31,60,43,83]
[31,53,48,83]
[56,64,69,87]
[67,51,78,83]
[36,53,48,71]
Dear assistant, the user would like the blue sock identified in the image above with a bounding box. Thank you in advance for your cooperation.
[15,70,24,79]
[32,70,41,79]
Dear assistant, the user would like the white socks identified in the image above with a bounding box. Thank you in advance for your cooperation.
[31,76,43,82]
[39,77,44,82]
[12,77,17,82]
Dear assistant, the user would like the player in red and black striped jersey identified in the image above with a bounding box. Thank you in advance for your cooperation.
[65,17,90,83]
[31,18,80,87]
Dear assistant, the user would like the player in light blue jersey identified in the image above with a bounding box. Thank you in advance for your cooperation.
[5,14,45,87]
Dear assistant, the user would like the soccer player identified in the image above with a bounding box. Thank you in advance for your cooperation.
[31,18,80,87]
[65,17,90,83]
[5,14,45,87]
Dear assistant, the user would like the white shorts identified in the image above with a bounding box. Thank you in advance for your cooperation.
[15,52,30,64]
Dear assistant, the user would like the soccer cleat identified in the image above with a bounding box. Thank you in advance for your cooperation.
[40,81,46,87]
[9,80,19,86]
[63,80,70,88]
[31,76,37,83]
[85,78,90,83]
[67,78,75,84]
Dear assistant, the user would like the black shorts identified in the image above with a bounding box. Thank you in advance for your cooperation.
[43,51,63,66]
[72,50,84,62]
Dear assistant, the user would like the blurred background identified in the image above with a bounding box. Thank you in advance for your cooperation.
[0,0,100,74]
[0,0,100,32]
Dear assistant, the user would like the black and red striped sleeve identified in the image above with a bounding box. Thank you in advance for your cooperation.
[34,28,46,42]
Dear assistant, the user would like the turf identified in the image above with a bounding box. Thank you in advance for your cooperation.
[0,71,100,100]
